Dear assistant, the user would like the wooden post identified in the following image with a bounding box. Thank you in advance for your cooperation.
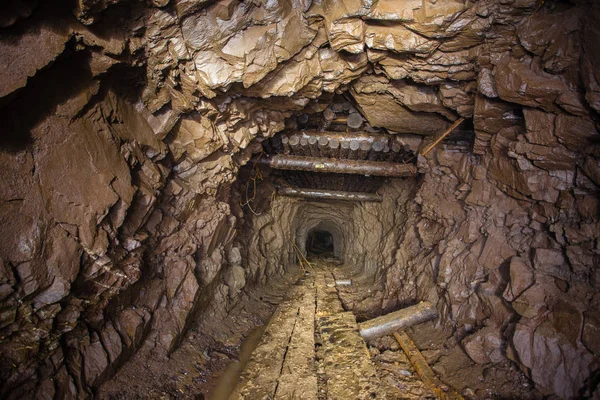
[393,331,465,400]
[421,118,466,156]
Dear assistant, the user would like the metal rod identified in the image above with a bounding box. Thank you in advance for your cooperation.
[277,187,383,202]
[358,301,438,341]
[258,155,417,177]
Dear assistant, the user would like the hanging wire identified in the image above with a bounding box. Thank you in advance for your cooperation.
[240,151,264,216]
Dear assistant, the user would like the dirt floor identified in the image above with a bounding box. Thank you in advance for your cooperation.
[98,259,544,399]
[97,268,303,399]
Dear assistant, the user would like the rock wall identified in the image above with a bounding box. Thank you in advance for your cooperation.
[0,77,249,397]
[375,135,599,398]
[1,0,599,398]
[0,3,276,397]
[237,177,415,279]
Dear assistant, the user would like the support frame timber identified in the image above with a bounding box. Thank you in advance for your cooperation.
[277,187,383,202]
[258,155,417,177]
[358,301,439,341]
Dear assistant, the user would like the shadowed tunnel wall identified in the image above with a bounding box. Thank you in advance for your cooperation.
[294,205,350,261]
[238,178,418,279]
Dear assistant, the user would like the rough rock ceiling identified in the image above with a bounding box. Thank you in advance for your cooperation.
[3,0,598,157]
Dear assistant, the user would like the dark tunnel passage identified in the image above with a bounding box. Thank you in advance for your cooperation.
[306,229,334,257]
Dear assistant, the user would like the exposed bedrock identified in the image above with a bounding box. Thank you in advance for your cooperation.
[0,0,599,399]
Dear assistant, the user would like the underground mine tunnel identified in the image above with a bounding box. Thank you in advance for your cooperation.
[1,0,600,399]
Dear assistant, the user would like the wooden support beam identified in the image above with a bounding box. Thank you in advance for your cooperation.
[281,135,290,153]
[340,140,350,159]
[258,155,417,177]
[348,140,361,160]
[278,187,383,202]
[358,141,371,160]
[393,331,464,400]
[358,301,438,341]
[368,140,385,161]
[295,130,391,145]
[347,112,364,129]
[421,118,466,156]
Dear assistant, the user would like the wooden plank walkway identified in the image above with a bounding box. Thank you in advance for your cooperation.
[230,265,458,400]
[314,270,387,399]
[230,269,387,399]
[275,278,318,399]
[230,279,316,400]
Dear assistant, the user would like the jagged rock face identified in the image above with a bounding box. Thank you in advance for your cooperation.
[0,0,599,399]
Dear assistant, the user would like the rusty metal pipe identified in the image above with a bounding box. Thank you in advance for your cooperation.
[258,155,417,177]
[277,187,382,202]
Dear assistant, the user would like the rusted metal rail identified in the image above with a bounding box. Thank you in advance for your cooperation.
[277,187,383,202]
[258,155,417,177]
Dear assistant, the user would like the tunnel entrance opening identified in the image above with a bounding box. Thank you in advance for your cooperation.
[306,229,335,257]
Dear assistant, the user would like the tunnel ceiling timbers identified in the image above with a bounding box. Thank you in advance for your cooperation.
[257,94,474,198]
[258,155,417,177]
[277,187,383,202]
[276,171,386,194]
[272,131,416,163]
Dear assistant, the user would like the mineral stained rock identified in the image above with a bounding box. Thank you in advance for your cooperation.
[0,0,599,399]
